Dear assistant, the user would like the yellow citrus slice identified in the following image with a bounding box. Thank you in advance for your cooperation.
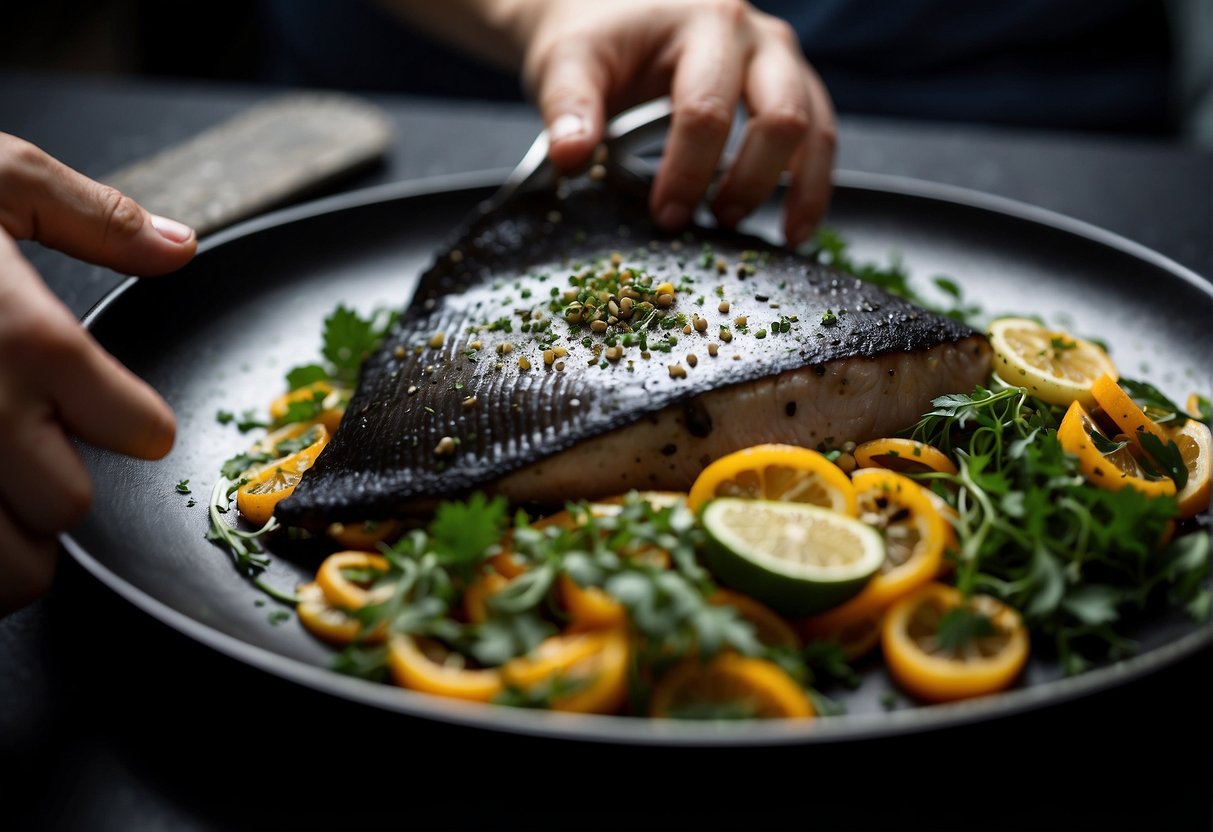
[853,438,958,476]
[559,574,628,630]
[988,318,1117,407]
[315,551,393,610]
[701,498,884,617]
[387,634,504,703]
[325,519,402,551]
[798,468,946,652]
[269,380,347,435]
[295,582,385,646]
[688,444,857,515]
[500,628,631,714]
[709,588,802,651]
[881,583,1029,703]
[649,653,814,719]
[1169,417,1212,518]
[240,421,326,475]
[1057,401,1176,498]
[1090,374,1168,453]
[236,424,329,525]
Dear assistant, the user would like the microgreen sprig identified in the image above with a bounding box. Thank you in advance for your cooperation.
[205,477,295,605]
[904,383,1208,673]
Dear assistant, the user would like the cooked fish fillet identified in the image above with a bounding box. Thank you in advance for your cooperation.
[277,178,991,527]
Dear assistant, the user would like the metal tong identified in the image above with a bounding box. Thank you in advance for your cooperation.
[478,97,674,215]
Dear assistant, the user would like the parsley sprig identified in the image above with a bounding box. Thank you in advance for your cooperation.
[329,493,840,712]
[285,304,398,391]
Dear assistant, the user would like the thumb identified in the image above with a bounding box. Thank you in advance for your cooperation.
[529,47,609,172]
[0,133,196,277]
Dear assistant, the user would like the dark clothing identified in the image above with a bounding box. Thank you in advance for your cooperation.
[258,0,1174,135]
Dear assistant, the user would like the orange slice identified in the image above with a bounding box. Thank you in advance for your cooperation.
[1169,417,1212,518]
[1057,401,1176,498]
[236,424,330,525]
[1090,374,1168,453]
[269,380,347,434]
[881,583,1029,703]
[687,444,857,515]
[798,468,947,654]
[315,551,392,610]
[325,519,402,551]
[649,653,814,719]
[387,634,504,703]
[853,438,958,476]
[295,582,385,646]
[709,588,802,651]
[500,628,630,714]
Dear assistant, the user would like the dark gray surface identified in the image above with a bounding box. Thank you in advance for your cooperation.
[2,70,1211,830]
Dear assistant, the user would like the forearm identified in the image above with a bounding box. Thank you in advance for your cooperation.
[372,0,544,71]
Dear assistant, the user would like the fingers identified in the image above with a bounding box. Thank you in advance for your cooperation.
[0,505,58,617]
[46,327,177,461]
[704,16,834,246]
[529,42,610,173]
[0,233,176,615]
[0,132,196,276]
[0,410,92,537]
[650,13,748,231]
[0,240,176,461]
[777,66,836,246]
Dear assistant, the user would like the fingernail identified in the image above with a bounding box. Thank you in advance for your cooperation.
[715,204,745,229]
[656,202,691,231]
[549,114,587,143]
[150,213,194,244]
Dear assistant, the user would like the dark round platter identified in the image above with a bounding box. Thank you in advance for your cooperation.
[64,169,1213,746]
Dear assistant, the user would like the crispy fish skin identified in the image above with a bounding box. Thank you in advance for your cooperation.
[494,341,989,504]
[277,179,990,527]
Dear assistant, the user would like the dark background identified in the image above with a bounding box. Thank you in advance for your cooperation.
[3,0,1211,145]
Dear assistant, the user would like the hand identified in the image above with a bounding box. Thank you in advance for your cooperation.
[518,0,836,247]
[0,133,196,615]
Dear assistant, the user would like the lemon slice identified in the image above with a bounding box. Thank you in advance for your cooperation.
[701,498,884,617]
[236,424,329,525]
[688,444,857,515]
[1057,401,1176,498]
[881,583,1029,703]
[1170,418,1212,518]
[649,653,814,719]
[988,318,1117,407]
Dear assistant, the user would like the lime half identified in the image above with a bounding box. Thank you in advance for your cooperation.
[702,498,885,617]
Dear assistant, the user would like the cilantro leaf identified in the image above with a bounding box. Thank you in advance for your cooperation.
[1117,377,1189,425]
[285,363,329,391]
[323,305,397,387]
[428,493,508,569]
[219,451,273,480]
[1193,394,1212,425]
[464,612,556,667]
[1061,585,1124,627]
[1137,431,1189,490]
[271,394,324,429]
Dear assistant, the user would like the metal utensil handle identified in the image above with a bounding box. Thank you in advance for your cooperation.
[481,97,674,214]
